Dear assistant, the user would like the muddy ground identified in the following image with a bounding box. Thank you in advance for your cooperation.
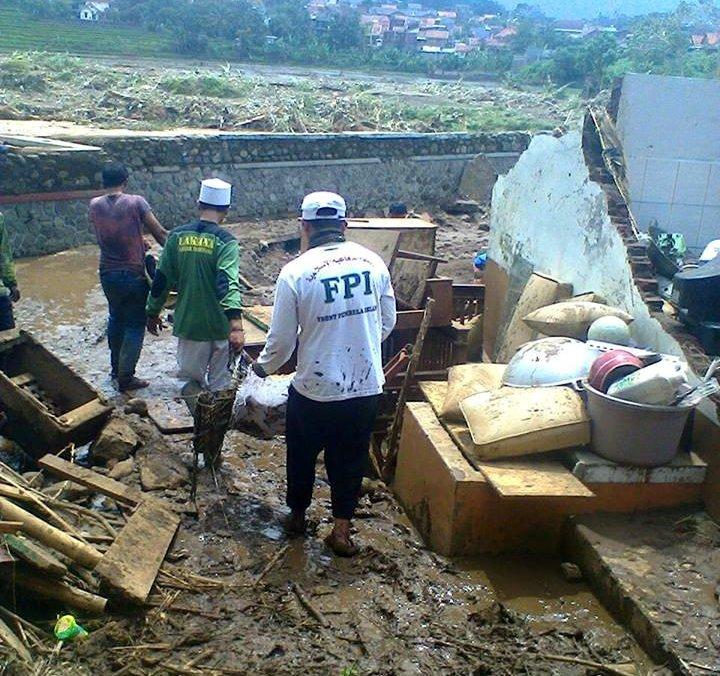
[6,214,658,674]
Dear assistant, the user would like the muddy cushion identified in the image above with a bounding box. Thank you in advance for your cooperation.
[440,363,505,423]
[460,386,590,460]
[523,301,632,340]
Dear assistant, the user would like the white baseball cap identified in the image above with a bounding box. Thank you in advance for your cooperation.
[301,191,346,221]
[199,178,232,207]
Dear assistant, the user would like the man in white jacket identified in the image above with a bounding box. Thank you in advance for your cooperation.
[253,192,396,556]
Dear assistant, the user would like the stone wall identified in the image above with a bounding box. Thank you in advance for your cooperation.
[1,131,528,257]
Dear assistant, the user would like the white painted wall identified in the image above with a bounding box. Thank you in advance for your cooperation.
[488,131,689,361]
[616,73,720,252]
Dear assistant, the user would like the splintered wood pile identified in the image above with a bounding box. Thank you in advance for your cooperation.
[0,453,200,667]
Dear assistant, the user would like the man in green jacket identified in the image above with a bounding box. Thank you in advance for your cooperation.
[146,179,244,392]
[0,212,20,331]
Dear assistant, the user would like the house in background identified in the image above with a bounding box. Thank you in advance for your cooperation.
[79,1,110,21]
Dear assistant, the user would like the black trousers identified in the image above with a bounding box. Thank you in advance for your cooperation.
[285,386,380,520]
[0,296,15,331]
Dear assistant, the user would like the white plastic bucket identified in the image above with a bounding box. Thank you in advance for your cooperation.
[583,382,692,466]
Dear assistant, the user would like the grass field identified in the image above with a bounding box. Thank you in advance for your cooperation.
[0,5,174,57]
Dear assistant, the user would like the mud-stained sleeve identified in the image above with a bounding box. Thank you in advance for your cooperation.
[146,234,177,317]
[0,214,17,289]
[216,238,242,319]
[380,268,396,341]
[255,275,298,375]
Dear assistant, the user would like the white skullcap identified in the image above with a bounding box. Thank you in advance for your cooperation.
[199,178,232,207]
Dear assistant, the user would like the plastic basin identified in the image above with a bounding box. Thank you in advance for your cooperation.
[583,382,692,467]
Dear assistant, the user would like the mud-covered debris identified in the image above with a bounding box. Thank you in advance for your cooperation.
[108,457,134,481]
[42,480,93,502]
[124,398,149,417]
[560,562,583,582]
[91,417,139,465]
[139,449,189,491]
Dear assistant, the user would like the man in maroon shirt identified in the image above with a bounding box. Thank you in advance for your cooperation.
[89,163,167,392]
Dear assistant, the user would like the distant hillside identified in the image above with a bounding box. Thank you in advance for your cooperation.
[499,0,685,19]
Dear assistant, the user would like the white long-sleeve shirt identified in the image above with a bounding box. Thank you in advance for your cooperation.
[257,240,397,402]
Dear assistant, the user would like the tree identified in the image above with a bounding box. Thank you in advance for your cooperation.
[321,11,365,51]
[22,0,76,20]
[266,0,313,42]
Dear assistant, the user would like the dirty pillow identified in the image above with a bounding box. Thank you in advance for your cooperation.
[440,363,505,423]
[523,301,632,340]
[460,386,590,460]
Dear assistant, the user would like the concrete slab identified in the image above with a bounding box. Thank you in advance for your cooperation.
[566,510,720,674]
[570,450,707,484]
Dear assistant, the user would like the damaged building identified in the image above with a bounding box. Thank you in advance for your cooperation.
[0,72,718,674]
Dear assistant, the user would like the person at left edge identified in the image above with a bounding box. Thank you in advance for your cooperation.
[89,163,168,392]
[0,211,20,331]
[145,178,244,394]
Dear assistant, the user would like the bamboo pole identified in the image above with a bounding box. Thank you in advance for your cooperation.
[0,615,32,663]
[0,568,107,615]
[0,498,101,569]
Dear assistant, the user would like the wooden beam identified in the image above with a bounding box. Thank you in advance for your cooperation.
[0,616,31,663]
[38,454,144,507]
[0,568,107,615]
[95,501,180,605]
[0,498,102,569]
[396,250,448,263]
[3,534,68,577]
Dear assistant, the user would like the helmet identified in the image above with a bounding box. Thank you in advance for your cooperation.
[587,316,632,345]
[503,337,600,388]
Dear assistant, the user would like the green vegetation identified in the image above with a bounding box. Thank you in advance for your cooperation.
[0,4,174,57]
[159,74,252,98]
[512,2,720,91]
[0,52,575,133]
[4,0,719,88]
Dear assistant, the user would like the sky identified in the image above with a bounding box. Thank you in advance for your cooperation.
[498,0,685,19]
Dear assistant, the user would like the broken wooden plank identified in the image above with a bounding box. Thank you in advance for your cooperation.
[418,381,594,499]
[0,615,31,664]
[38,454,144,507]
[392,258,438,309]
[0,568,107,614]
[495,273,572,364]
[146,399,194,435]
[95,501,180,605]
[0,497,102,569]
[396,250,448,264]
[345,228,401,268]
[9,373,34,387]
[3,534,68,577]
[0,521,23,534]
[478,461,594,499]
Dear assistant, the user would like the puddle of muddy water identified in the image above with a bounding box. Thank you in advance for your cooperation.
[14,245,104,334]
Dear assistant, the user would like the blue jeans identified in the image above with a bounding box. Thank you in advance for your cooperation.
[100,270,148,384]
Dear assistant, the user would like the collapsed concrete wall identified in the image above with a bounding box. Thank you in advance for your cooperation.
[488,130,688,359]
[614,73,720,253]
[0,131,528,257]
